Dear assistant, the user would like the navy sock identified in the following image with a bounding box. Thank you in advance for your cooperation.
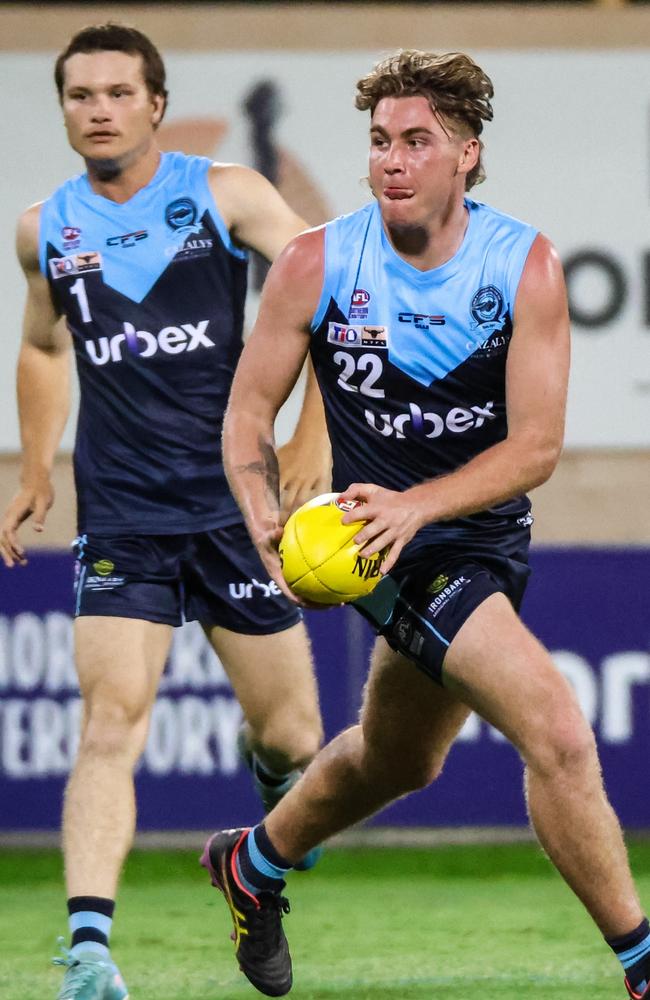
[253,758,293,788]
[607,917,650,996]
[235,823,293,896]
[68,896,115,957]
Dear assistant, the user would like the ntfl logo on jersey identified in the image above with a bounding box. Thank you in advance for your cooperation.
[327,322,388,349]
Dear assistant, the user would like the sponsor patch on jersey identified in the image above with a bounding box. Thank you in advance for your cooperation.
[327,322,389,349]
[398,312,446,329]
[470,285,506,332]
[49,251,103,279]
[106,230,148,248]
[167,235,214,262]
[62,225,81,250]
[165,197,198,230]
[349,288,370,319]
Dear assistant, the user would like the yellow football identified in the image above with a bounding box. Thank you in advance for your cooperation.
[279,492,388,605]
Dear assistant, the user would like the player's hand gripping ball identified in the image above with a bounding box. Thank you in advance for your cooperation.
[279,492,388,604]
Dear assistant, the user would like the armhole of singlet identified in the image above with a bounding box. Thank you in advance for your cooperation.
[202,161,248,261]
[38,200,50,277]
[311,222,336,332]
[507,226,539,318]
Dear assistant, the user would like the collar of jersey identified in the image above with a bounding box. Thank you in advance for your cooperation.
[378,197,476,284]
[79,150,172,210]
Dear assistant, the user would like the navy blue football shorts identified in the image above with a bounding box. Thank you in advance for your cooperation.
[72,522,302,635]
[354,547,531,687]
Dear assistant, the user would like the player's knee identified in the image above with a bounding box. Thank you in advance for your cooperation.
[253,716,324,772]
[79,700,149,762]
[363,742,447,796]
[527,714,597,779]
[393,755,446,794]
[255,739,320,774]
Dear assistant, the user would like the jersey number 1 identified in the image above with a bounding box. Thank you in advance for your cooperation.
[70,277,92,324]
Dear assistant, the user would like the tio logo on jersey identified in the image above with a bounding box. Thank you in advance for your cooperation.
[85,320,215,366]
[365,401,496,439]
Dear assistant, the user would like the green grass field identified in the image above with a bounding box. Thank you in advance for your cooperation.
[1,840,649,999]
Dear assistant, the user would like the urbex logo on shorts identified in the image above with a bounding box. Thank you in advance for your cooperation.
[85,320,214,366]
[365,401,496,439]
[229,578,282,599]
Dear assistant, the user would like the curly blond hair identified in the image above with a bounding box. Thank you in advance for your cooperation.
[356,50,494,189]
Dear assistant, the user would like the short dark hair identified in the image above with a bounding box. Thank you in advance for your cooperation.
[356,50,494,190]
[54,22,169,122]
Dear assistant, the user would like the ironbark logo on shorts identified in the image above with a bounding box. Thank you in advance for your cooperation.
[427,574,449,594]
[427,575,469,618]
[93,559,114,576]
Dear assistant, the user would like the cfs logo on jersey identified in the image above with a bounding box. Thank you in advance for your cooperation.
[106,230,148,248]
[327,323,389,349]
[85,319,215,366]
[398,312,446,330]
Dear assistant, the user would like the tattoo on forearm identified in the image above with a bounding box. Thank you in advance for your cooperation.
[234,436,280,508]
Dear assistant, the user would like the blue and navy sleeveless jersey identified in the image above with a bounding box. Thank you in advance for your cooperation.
[310,197,538,559]
[39,152,247,534]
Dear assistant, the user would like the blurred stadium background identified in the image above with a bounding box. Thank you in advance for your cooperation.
[0,2,648,997]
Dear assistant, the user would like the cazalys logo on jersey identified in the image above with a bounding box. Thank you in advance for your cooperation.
[470,285,506,333]
[164,196,213,261]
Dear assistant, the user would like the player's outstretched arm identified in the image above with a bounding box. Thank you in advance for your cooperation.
[223,227,325,598]
[339,235,570,573]
[210,164,332,516]
[0,205,71,568]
